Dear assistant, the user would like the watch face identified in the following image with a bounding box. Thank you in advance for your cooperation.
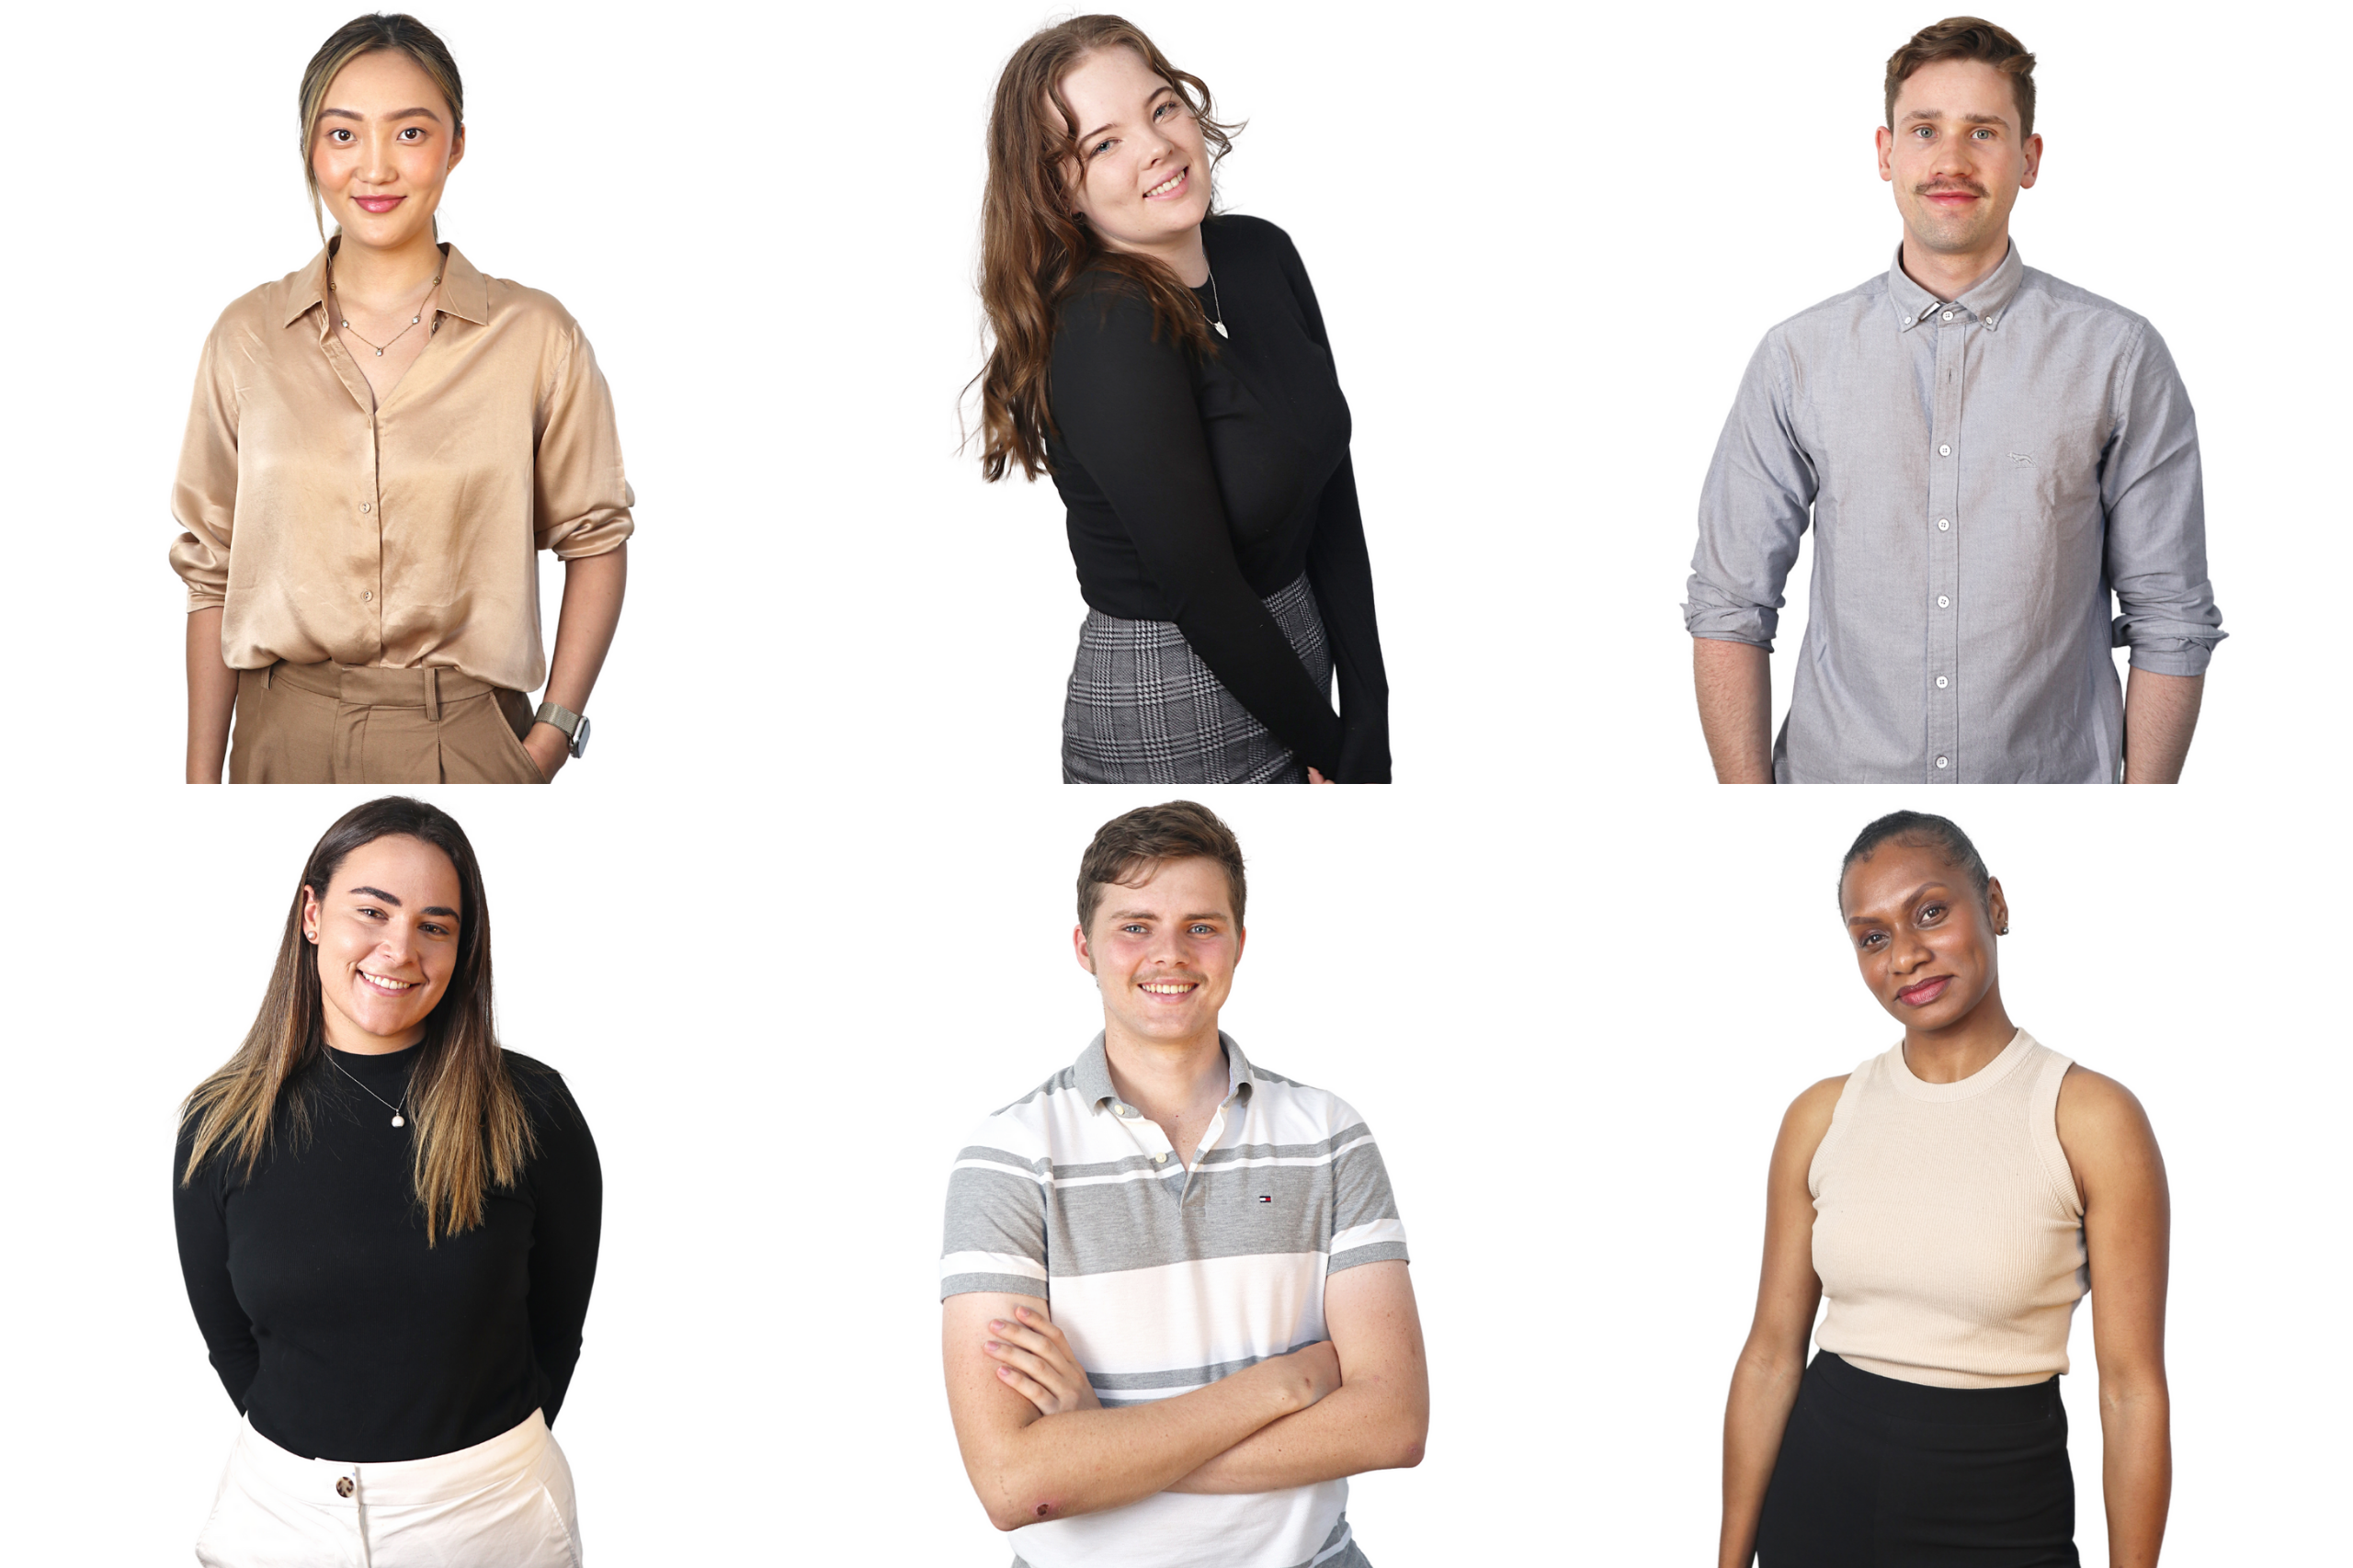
[572,715,591,758]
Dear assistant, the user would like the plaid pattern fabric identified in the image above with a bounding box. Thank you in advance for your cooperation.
[1061,575,1330,784]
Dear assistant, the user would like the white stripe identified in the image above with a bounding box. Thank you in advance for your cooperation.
[951,1156,1048,1184]
[939,1250,1047,1283]
[1329,1218,1406,1255]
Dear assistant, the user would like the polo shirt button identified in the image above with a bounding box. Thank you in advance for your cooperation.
[1937,756,1950,769]
[1938,444,1951,456]
[1153,1153,1168,1164]
[335,1477,355,1499]
[1938,518,1950,530]
[1938,596,1951,608]
[1937,676,1949,688]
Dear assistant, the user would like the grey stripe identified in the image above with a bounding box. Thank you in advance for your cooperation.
[1330,1242,1411,1273]
[940,1270,1048,1301]
[1088,1345,1304,1392]
[990,1063,1082,1119]
[957,1143,1051,1175]
[1037,1142,1398,1278]
[1049,1130,1363,1183]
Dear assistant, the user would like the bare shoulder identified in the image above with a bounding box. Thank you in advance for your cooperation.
[2055,1065,2165,1192]
[2056,1065,2156,1140]
[1773,1074,1848,1170]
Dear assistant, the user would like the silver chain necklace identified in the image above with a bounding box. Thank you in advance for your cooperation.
[329,264,443,358]
[322,1047,415,1129]
[1205,267,1228,339]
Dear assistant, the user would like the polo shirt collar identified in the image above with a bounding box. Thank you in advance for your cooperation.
[281,239,490,331]
[1074,1030,1255,1115]
[1888,240,2025,334]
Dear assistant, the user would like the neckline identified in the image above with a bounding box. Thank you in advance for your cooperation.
[1885,1028,2033,1101]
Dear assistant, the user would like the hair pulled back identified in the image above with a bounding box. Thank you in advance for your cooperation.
[299,13,466,241]
[1838,810,1992,909]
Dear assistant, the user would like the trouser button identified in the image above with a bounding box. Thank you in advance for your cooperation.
[335,1476,355,1498]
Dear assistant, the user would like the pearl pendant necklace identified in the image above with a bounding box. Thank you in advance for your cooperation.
[323,1047,415,1129]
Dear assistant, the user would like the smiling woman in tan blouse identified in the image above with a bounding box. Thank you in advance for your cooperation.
[172,13,631,784]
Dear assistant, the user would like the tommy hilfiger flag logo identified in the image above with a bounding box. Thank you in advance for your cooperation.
[1257,1195,1272,1203]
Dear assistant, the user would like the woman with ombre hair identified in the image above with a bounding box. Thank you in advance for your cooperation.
[975,15,1392,784]
[1720,812,2172,1567]
[171,13,631,785]
[176,797,598,1567]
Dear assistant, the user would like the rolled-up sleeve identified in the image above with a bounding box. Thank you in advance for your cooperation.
[168,320,242,611]
[1685,333,1817,651]
[2104,324,2223,676]
[533,325,634,559]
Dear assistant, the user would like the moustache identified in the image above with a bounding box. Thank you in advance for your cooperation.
[1915,180,1991,199]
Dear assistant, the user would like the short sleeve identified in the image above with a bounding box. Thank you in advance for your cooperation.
[168,318,244,610]
[940,1119,1051,1299]
[1326,1106,1408,1275]
[534,324,635,559]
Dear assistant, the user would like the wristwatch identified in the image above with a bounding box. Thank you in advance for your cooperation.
[533,701,592,759]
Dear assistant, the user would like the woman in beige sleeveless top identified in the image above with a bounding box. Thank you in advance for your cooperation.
[1719,812,2172,1568]
[171,14,631,785]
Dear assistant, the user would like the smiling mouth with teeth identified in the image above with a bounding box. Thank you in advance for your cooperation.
[1140,981,1197,994]
[1144,167,1187,199]
[359,971,420,994]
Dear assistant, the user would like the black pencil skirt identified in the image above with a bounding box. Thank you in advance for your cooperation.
[1756,1352,2078,1567]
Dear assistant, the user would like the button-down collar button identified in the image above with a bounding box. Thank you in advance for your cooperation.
[335,1476,355,1499]
[1938,444,1951,456]
[1938,518,1951,530]
[1937,756,1950,768]
[359,502,371,513]
[1938,595,1951,608]
[1937,676,1949,688]
[1986,314,1997,325]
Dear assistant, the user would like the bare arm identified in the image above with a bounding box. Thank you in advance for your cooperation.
[523,545,627,781]
[1165,1259,1427,1494]
[184,606,238,784]
[1694,638,1774,783]
[2120,669,2201,784]
[1720,1076,1843,1568]
[944,1291,1338,1532]
[2057,1068,2171,1568]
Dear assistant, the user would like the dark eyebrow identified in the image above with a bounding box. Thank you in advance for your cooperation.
[318,106,444,124]
[1106,907,1228,923]
[1903,108,2010,129]
[1845,881,1955,926]
[346,885,460,920]
[1079,84,1175,144]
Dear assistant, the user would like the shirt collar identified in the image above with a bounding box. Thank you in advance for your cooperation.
[280,240,491,331]
[1074,1030,1254,1116]
[1887,240,2025,335]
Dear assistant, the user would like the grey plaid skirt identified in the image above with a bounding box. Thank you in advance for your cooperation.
[1062,574,1330,784]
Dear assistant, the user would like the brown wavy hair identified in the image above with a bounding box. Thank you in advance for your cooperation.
[178,797,533,1244]
[973,15,1238,483]
[1885,17,2036,137]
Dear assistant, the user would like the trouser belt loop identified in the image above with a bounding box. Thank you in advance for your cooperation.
[424,667,441,722]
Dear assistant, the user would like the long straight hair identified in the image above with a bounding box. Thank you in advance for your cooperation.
[298,13,466,244]
[178,798,531,1244]
[973,15,1237,482]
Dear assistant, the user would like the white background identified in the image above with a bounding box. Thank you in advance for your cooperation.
[3,0,2346,1562]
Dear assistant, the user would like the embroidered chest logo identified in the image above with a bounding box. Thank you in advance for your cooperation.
[2007,451,2036,468]
[1257,1195,1272,1204]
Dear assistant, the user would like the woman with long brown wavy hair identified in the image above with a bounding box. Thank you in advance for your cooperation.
[175,796,599,1567]
[977,15,1391,783]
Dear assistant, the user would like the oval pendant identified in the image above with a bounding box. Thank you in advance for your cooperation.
[376,348,384,357]
[391,1114,405,1127]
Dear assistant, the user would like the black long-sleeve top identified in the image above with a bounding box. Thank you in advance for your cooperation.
[173,1045,601,1463]
[1048,214,1391,782]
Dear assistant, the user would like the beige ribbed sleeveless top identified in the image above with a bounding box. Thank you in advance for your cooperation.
[1809,1029,2087,1389]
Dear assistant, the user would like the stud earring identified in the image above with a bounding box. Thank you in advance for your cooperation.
[1997,923,2010,935]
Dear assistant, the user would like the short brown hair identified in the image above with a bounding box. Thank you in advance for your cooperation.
[1077,801,1247,932]
[1885,17,2037,138]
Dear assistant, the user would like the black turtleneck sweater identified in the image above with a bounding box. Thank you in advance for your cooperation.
[172,1044,600,1462]
[1048,214,1392,782]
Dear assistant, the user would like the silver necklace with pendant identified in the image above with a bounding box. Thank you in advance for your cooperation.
[1205,267,1229,338]
[328,264,443,358]
[323,1048,415,1129]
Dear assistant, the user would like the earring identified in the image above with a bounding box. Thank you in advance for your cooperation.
[1998,923,2010,935]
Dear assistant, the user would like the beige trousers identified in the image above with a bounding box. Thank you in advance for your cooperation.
[230,662,546,785]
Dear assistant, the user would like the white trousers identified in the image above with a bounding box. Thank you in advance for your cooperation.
[194,1408,581,1568]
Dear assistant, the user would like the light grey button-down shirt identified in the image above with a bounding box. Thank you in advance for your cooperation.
[1684,244,2224,783]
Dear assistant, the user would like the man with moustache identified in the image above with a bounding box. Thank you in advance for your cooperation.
[938,801,1426,1568]
[1684,17,2224,783]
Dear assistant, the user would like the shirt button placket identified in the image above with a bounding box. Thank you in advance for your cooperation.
[1927,308,1964,782]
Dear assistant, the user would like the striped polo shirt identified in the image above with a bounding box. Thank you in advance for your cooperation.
[941,1032,1409,1568]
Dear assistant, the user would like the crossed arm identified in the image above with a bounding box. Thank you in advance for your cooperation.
[941,1260,1427,1532]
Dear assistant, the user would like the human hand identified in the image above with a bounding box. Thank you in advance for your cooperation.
[523,724,570,783]
[1306,767,1334,784]
[983,1304,1103,1416]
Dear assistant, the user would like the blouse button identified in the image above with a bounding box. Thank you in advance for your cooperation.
[335,1476,355,1499]
[362,591,374,602]
[359,502,371,513]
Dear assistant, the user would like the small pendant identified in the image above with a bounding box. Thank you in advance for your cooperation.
[391,1114,404,1128]
[1213,320,1229,339]
[375,347,384,357]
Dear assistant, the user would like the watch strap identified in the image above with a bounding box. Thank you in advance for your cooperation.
[533,701,589,758]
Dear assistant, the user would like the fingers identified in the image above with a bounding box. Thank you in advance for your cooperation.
[994,1362,1058,1414]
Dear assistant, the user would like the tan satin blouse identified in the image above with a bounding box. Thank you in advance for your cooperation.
[169,243,634,694]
